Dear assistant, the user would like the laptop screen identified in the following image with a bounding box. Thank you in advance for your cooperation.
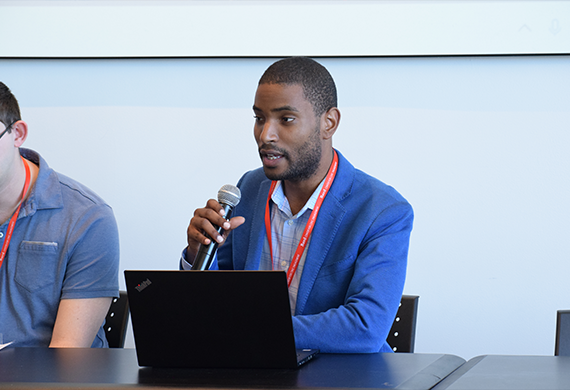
[125,270,316,368]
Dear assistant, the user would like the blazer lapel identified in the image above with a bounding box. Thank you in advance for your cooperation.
[294,152,353,315]
[243,179,272,270]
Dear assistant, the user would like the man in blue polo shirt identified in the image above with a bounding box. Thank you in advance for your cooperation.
[0,82,119,347]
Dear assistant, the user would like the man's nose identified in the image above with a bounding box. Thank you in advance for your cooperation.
[259,120,278,143]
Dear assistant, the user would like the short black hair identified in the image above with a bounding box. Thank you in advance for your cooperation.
[258,57,337,117]
[0,82,21,129]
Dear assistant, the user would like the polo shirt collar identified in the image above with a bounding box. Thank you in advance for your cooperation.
[18,148,64,219]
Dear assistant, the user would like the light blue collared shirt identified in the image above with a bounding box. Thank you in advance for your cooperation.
[260,180,324,314]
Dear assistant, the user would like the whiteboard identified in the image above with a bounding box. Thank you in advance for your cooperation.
[1,0,569,57]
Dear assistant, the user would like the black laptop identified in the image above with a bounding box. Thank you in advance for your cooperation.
[124,270,319,369]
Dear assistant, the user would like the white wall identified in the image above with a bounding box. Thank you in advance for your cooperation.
[1,56,568,359]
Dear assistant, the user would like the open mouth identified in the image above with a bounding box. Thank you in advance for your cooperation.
[260,149,286,166]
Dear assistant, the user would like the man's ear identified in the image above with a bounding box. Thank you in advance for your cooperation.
[11,120,29,147]
[321,107,340,140]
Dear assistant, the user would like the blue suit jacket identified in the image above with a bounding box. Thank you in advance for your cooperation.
[216,150,413,353]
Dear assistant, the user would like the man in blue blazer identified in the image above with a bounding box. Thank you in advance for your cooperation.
[185,57,413,353]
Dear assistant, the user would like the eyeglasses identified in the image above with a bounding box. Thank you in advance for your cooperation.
[0,121,17,140]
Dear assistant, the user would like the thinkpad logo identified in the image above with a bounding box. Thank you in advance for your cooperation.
[135,278,152,292]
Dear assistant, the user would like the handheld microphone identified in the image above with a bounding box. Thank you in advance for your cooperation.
[192,184,241,271]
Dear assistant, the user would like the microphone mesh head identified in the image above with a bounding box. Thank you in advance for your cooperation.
[218,184,241,207]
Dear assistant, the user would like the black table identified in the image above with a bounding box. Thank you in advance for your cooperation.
[0,347,465,389]
[432,354,570,390]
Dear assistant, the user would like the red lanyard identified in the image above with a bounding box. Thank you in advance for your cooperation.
[0,157,31,269]
[264,150,338,287]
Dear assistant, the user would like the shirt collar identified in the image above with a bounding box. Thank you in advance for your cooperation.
[18,148,64,217]
[270,179,325,219]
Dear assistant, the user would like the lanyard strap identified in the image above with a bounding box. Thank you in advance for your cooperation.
[264,150,339,287]
[0,157,31,268]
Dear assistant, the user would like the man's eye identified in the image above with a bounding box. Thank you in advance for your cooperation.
[282,117,294,123]
[254,115,264,122]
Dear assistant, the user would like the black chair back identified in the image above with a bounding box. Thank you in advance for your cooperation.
[104,291,129,348]
[555,310,570,356]
[386,295,419,353]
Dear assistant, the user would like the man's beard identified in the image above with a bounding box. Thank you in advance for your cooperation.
[262,127,322,182]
